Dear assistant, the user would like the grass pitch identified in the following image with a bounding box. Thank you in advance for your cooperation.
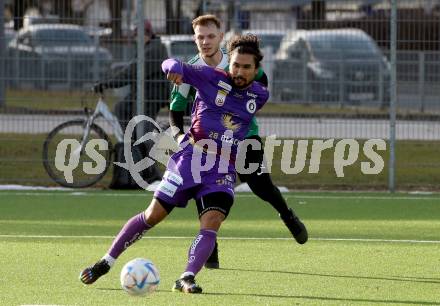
[0,190,439,305]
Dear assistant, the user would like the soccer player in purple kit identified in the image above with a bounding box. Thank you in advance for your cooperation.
[171,15,307,270]
[79,34,269,293]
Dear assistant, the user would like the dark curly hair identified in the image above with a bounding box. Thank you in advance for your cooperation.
[227,34,264,68]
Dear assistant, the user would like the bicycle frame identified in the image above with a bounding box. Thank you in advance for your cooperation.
[73,96,124,158]
[93,97,124,142]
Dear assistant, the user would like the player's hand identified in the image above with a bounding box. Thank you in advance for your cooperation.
[92,82,104,94]
[166,72,183,85]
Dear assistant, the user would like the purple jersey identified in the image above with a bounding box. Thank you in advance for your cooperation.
[162,59,269,161]
[157,59,269,207]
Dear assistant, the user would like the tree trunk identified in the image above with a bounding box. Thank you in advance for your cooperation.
[53,0,73,21]
[165,0,176,34]
[109,0,122,37]
[13,0,29,30]
[311,0,326,29]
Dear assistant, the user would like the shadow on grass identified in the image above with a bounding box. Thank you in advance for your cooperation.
[390,275,440,282]
[200,291,440,305]
[95,288,439,305]
[221,267,440,285]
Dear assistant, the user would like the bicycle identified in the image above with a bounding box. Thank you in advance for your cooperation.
[42,92,187,188]
[42,94,124,188]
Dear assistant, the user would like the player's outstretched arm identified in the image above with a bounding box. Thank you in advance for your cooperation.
[162,59,216,89]
[162,59,184,85]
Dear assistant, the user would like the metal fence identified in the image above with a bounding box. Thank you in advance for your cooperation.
[0,0,439,190]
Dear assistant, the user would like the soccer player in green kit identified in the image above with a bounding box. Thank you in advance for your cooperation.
[169,15,308,269]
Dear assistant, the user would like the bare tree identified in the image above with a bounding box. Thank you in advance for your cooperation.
[311,0,326,28]
[53,0,73,22]
[13,0,31,30]
[165,0,182,34]
[109,0,122,37]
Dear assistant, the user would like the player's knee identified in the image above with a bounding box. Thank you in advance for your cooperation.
[199,210,225,231]
[247,174,280,202]
[144,198,171,226]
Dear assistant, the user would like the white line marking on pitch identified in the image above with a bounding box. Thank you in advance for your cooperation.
[0,234,439,244]
[1,191,440,201]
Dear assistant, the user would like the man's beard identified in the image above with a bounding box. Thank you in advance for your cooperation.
[232,76,251,89]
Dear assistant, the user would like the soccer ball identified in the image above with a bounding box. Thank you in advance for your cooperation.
[120,258,160,296]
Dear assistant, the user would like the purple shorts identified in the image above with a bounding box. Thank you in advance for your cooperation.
[154,146,236,207]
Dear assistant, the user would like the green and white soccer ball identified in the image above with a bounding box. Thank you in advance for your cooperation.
[120,258,160,296]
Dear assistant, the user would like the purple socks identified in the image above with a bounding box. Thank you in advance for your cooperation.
[184,229,217,276]
[107,212,152,259]
[106,213,217,279]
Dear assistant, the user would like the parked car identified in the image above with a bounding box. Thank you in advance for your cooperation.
[6,24,112,89]
[273,29,390,107]
[224,29,285,54]
[160,35,197,61]
[23,9,59,28]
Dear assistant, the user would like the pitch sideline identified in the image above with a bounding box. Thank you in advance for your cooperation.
[1,191,440,201]
[0,234,439,244]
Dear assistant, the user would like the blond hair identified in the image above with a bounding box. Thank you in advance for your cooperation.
[192,14,221,30]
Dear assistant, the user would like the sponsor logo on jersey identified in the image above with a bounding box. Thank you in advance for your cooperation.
[216,175,234,187]
[246,99,257,114]
[218,80,232,92]
[157,180,178,197]
[221,133,241,145]
[221,113,241,131]
[164,170,183,185]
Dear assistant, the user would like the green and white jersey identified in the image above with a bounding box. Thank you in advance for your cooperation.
[170,48,260,137]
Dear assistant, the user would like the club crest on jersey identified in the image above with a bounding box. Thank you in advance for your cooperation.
[216,81,231,106]
[215,89,228,106]
[246,99,257,114]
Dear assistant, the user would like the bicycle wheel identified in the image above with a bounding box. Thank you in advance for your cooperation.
[42,119,113,188]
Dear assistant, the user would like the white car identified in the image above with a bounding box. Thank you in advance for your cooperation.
[274,28,390,106]
[6,23,113,89]
[160,35,197,61]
